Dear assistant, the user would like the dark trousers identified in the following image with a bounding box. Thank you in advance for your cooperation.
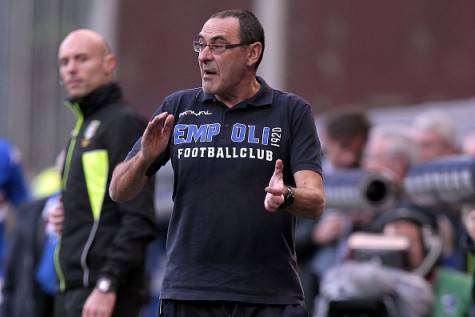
[54,287,144,317]
[159,299,308,317]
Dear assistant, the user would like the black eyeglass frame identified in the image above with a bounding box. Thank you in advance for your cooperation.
[193,41,250,54]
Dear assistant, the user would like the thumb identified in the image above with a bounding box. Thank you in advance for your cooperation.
[273,159,284,177]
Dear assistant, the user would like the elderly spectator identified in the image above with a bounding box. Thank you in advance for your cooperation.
[413,110,459,162]
[363,124,418,184]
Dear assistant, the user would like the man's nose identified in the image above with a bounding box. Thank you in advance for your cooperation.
[65,60,78,73]
[198,46,213,63]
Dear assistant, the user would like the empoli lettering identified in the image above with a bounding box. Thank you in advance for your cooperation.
[174,123,221,144]
[231,123,246,142]
[230,123,272,145]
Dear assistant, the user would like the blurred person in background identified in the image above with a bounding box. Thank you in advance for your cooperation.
[362,124,418,185]
[296,110,371,314]
[49,29,157,317]
[378,206,472,317]
[110,9,325,317]
[0,139,29,307]
[413,110,463,269]
[361,123,440,243]
[317,204,471,317]
[1,154,63,317]
[321,110,371,173]
[462,131,475,156]
[413,110,459,163]
[0,139,29,208]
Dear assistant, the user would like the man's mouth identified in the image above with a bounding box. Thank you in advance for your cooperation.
[67,78,82,86]
[202,69,217,78]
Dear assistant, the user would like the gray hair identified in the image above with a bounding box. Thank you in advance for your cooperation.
[368,124,419,166]
[414,110,457,145]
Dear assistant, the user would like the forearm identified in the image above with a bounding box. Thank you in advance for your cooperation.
[109,151,152,202]
[285,186,325,219]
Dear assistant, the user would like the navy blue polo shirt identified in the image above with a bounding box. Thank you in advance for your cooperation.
[127,77,322,304]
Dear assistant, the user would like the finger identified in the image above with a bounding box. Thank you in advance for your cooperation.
[273,159,283,177]
[145,113,168,135]
[142,121,159,142]
[145,113,172,141]
[164,114,175,129]
[264,199,278,212]
[50,218,63,227]
[264,195,284,212]
[50,208,64,216]
[265,186,284,196]
[151,112,169,128]
[161,114,175,138]
[54,225,62,234]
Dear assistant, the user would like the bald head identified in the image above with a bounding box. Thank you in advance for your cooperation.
[61,29,111,55]
[58,29,116,98]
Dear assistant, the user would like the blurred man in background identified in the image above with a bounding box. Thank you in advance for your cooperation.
[414,110,459,162]
[379,207,472,317]
[49,29,156,317]
[322,110,371,173]
[362,124,418,185]
[296,110,371,314]
[413,110,463,269]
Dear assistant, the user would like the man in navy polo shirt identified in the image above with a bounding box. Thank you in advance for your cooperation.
[110,9,325,317]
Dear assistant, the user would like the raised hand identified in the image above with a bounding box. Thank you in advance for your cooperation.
[140,112,174,163]
[264,159,286,212]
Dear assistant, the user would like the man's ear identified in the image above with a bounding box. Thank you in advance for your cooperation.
[103,53,117,76]
[247,42,263,68]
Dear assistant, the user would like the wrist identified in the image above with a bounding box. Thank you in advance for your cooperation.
[280,185,295,209]
[95,276,117,294]
[137,150,154,166]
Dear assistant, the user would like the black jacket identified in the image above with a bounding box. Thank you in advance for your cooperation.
[56,83,156,293]
[2,197,54,317]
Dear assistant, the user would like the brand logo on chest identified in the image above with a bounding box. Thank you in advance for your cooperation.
[81,120,101,147]
[178,110,213,118]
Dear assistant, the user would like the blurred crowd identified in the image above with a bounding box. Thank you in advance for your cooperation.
[298,109,475,317]
[2,106,475,317]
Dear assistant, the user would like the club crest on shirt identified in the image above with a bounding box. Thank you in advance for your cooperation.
[81,120,101,147]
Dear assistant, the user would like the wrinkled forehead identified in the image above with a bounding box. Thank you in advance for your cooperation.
[198,17,240,42]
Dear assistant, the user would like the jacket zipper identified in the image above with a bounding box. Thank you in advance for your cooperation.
[55,102,83,291]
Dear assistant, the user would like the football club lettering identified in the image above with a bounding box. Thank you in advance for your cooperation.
[173,123,281,162]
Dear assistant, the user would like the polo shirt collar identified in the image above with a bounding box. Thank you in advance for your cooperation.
[199,76,273,107]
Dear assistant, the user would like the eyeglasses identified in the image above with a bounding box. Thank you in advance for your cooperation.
[193,41,249,54]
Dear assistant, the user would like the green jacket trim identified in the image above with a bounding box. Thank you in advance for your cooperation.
[82,149,109,220]
[54,237,66,291]
[62,102,83,190]
[57,102,83,291]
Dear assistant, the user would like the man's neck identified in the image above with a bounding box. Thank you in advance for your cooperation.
[216,76,261,108]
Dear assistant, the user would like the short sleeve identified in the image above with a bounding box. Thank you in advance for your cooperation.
[289,104,322,175]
